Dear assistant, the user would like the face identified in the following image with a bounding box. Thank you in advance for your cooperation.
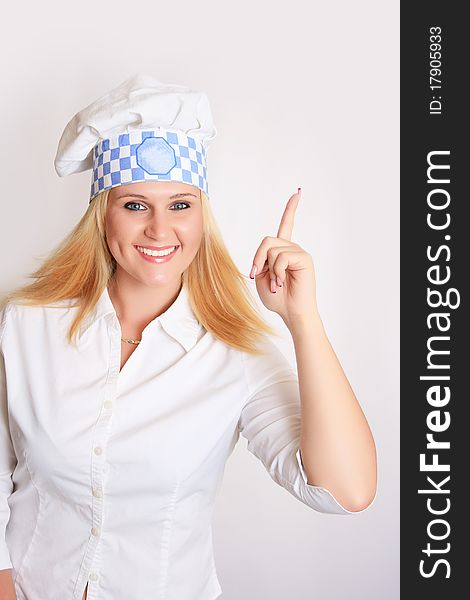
[105,181,204,288]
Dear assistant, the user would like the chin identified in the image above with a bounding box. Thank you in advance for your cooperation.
[137,269,183,288]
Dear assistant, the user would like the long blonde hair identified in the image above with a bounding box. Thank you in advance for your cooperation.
[1,188,279,354]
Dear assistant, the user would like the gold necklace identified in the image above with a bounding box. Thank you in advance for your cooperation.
[121,337,141,345]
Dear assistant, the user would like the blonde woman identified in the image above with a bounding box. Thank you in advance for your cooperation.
[0,75,377,600]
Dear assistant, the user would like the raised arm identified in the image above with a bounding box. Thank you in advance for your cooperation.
[249,189,377,512]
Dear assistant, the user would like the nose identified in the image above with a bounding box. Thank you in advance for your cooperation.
[144,210,172,241]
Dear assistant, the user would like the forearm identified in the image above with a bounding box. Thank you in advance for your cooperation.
[285,311,377,512]
[0,569,16,600]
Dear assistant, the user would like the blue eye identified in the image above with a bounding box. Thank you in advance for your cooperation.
[170,202,190,210]
[124,202,146,211]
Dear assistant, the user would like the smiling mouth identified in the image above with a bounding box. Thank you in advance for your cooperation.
[134,245,179,257]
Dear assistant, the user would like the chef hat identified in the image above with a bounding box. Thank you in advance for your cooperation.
[54,74,217,203]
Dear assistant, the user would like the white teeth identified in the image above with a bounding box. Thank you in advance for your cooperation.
[136,245,177,257]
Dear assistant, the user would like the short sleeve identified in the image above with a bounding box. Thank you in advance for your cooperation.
[238,337,375,515]
[0,303,16,568]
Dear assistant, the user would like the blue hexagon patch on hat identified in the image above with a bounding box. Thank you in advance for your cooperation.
[136,137,176,175]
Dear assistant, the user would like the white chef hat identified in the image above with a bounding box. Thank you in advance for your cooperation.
[54,74,217,203]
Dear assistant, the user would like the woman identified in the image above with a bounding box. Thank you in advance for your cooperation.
[0,75,377,600]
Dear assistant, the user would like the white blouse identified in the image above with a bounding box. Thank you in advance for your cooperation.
[0,282,369,600]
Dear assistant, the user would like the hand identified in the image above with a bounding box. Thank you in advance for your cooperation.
[249,188,318,324]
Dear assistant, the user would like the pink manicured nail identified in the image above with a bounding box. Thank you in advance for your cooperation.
[276,276,283,287]
[249,265,258,279]
[270,279,277,293]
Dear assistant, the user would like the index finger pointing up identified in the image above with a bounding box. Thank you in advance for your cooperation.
[276,188,301,241]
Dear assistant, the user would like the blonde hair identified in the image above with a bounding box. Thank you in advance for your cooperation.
[1,188,279,354]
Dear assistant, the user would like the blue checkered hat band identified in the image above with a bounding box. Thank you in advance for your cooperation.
[89,129,208,202]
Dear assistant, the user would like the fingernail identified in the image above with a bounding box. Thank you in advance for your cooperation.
[297,187,302,195]
[276,276,283,287]
[270,279,277,293]
[249,264,257,279]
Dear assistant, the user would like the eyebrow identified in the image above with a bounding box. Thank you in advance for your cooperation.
[114,192,198,200]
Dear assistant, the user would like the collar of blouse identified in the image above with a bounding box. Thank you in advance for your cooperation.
[76,282,202,352]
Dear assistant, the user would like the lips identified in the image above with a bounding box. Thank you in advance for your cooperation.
[135,244,179,250]
[134,244,180,263]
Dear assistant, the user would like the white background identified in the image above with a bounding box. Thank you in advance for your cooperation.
[0,1,399,598]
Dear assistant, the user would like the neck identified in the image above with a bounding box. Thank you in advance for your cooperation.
[108,268,183,330]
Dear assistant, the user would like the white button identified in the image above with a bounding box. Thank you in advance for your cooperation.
[91,527,100,537]
[94,446,103,455]
[103,401,113,410]
[89,572,99,581]
[93,488,103,498]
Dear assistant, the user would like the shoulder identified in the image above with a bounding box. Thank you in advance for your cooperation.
[1,297,75,319]
[241,335,297,395]
[0,297,77,345]
[0,300,13,346]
